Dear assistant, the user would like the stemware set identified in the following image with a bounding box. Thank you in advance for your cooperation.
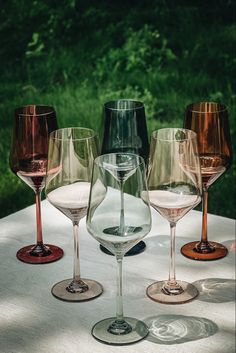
[9,100,232,345]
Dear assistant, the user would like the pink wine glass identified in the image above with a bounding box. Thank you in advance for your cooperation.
[9,105,64,264]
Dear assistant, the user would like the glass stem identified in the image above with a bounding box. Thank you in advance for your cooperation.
[35,189,43,244]
[195,186,214,253]
[73,221,81,282]
[168,222,177,285]
[162,222,184,295]
[66,221,88,293]
[201,186,208,243]
[30,189,51,256]
[107,255,132,334]
[116,256,124,321]
[119,180,125,235]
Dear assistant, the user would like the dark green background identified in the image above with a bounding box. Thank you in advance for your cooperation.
[0,0,235,219]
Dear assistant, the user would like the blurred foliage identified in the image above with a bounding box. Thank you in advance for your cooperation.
[0,0,235,219]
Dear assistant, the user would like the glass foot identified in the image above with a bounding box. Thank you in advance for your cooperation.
[99,241,146,257]
[51,278,103,302]
[16,244,64,264]
[146,280,199,304]
[92,317,148,345]
[181,241,228,261]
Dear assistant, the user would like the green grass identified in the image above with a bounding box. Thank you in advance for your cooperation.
[0,2,235,219]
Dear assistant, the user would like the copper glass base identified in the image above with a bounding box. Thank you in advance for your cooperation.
[51,278,103,302]
[16,244,64,264]
[147,280,199,304]
[181,241,228,261]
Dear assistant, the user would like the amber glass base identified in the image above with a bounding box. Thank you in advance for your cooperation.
[181,241,228,261]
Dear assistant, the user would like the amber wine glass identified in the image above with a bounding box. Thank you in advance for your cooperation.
[147,128,202,304]
[181,102,233,261]
[9,105,64,264]
[45,127,103,301]
[100,99,150,256]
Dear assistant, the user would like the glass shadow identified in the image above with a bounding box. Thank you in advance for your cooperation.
[144,314,218,345]
[192,278,236,303]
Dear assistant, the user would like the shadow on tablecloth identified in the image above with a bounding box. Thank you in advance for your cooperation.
[144,314,218,345]
[193,278,236,303]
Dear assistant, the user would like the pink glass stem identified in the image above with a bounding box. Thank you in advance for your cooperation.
[66,222,88,293]
[168,222,177,285]
[162,222,184,295]
[35,190,43,244]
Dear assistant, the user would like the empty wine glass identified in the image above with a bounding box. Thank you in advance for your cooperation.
[147,128,202,304]
[181,102,233,260]
[45,127,103,301]
[9,105,64,264]
[87,153,151,345]
[100,99,150,256]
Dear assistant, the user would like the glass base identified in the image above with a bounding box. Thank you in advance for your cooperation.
[51,278,103,302]
[92,317,148,345]
[16,244,64,264]
[181,241,228,261]
[99,241,146,257]
[146,280,199,304]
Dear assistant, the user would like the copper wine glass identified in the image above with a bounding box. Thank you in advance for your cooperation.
[100,99,150,256]
[181,102,233,261]
[9,105,64,264]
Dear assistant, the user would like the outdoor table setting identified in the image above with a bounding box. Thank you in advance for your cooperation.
[0,100,235,353]
[0,201,235,353]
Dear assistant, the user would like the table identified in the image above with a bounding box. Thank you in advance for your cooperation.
[0,201,235,353]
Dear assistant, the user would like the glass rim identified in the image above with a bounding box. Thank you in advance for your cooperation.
[151,128,197,142]
[186,102,227,113]
[49,127,98,141]
[94,152,145,169]
[104,99,144,111]
[15,105,55,117]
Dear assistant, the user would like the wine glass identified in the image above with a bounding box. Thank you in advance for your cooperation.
[147,128,202,304]
[100,99,150,256]
[181,102,233,260]
[9,105,64,264]
[87,153,151,345]
[45,127,103,301]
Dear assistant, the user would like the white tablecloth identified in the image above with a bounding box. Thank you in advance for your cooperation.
[0,201,235,353]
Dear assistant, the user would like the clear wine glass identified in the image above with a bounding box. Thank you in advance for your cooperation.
[181,102,233,261]
[87,153,151,345]
[9,105,64,264]
[147,128,202,304]
[100,99,150,256]
[45,127,103,301]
